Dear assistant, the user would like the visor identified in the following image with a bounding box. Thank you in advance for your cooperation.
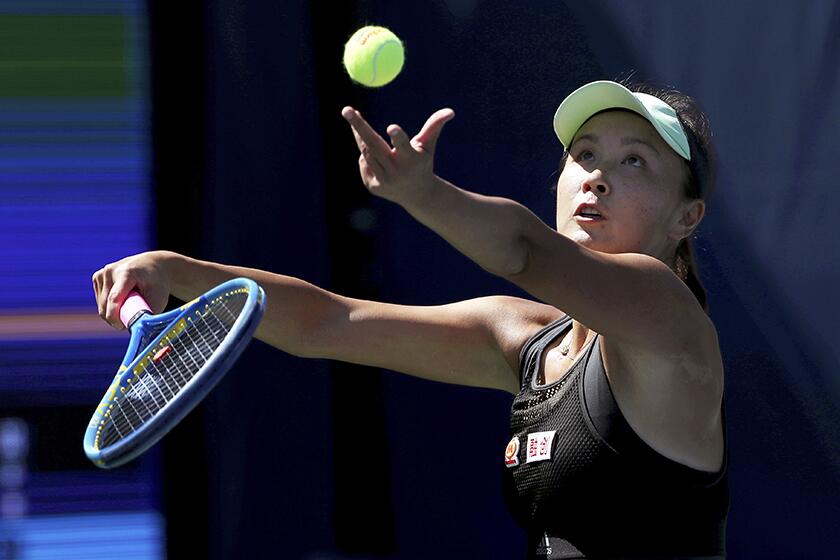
[553,80,691,161]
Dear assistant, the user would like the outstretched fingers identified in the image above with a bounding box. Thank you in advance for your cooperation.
[342,106,455,202]
[386,124,413,155]
[342,107,393,169]
[413,108,455,154]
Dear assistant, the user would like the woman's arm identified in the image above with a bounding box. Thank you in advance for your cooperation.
[342,108,714,364]
[92,251,559,394]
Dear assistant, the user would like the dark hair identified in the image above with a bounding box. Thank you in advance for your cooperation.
[557,79,718,313]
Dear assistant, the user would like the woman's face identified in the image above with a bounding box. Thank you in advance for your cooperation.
[555,110,700,261]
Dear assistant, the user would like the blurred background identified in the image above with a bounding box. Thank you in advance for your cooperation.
[1,0,838,558]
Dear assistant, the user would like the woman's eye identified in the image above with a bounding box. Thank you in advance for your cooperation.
[624,155,644,168]
[577,150,594,162]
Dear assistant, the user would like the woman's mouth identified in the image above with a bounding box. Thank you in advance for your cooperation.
[574,203,606,221]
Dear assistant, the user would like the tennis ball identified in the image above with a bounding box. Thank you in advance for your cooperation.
[343,26,404,87]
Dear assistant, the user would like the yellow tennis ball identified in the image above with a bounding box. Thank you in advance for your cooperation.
[343,26,405,87]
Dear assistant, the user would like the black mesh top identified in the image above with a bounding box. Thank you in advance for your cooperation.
[501,315,729,559]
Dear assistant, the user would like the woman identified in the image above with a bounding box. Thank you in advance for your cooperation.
[93,79,729,558]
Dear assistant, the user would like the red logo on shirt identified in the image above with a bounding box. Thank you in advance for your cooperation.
[504,436,520,468]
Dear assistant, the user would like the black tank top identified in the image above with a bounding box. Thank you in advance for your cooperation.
[501,316,729,559]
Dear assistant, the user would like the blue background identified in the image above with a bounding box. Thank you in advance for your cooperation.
[2,1,838,558]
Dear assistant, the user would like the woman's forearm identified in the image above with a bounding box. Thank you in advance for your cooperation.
[162,251,343,357]
[400,175,538,278]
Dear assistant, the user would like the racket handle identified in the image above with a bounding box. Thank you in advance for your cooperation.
[120,291,152,329]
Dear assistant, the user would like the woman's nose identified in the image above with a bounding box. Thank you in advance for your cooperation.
[581,170,610,196]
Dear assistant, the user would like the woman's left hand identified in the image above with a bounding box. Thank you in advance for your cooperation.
[341,106,455,208]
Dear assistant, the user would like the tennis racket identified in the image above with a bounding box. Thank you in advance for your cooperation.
[84,277,265,469]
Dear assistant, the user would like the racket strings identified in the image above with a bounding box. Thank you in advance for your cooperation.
[99,293,247,449]
[133,322,169,362]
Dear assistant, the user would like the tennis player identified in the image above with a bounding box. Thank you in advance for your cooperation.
[93,79,729,559]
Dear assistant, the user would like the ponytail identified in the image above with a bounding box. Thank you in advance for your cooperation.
[675,237,708,313]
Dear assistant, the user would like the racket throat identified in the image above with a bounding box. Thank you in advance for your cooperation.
[127,309,150,330]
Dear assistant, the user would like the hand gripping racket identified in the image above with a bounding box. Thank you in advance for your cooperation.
[84,277,265,468]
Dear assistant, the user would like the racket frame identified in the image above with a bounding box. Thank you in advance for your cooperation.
[84,277,265,468]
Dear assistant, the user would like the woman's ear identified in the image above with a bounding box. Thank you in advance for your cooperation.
[670,198,705,240]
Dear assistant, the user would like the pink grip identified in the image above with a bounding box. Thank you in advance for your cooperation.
[120,291,152,328]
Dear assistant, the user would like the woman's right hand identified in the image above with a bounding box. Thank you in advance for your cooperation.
[341,106,454,209]
[91,250,175,330]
